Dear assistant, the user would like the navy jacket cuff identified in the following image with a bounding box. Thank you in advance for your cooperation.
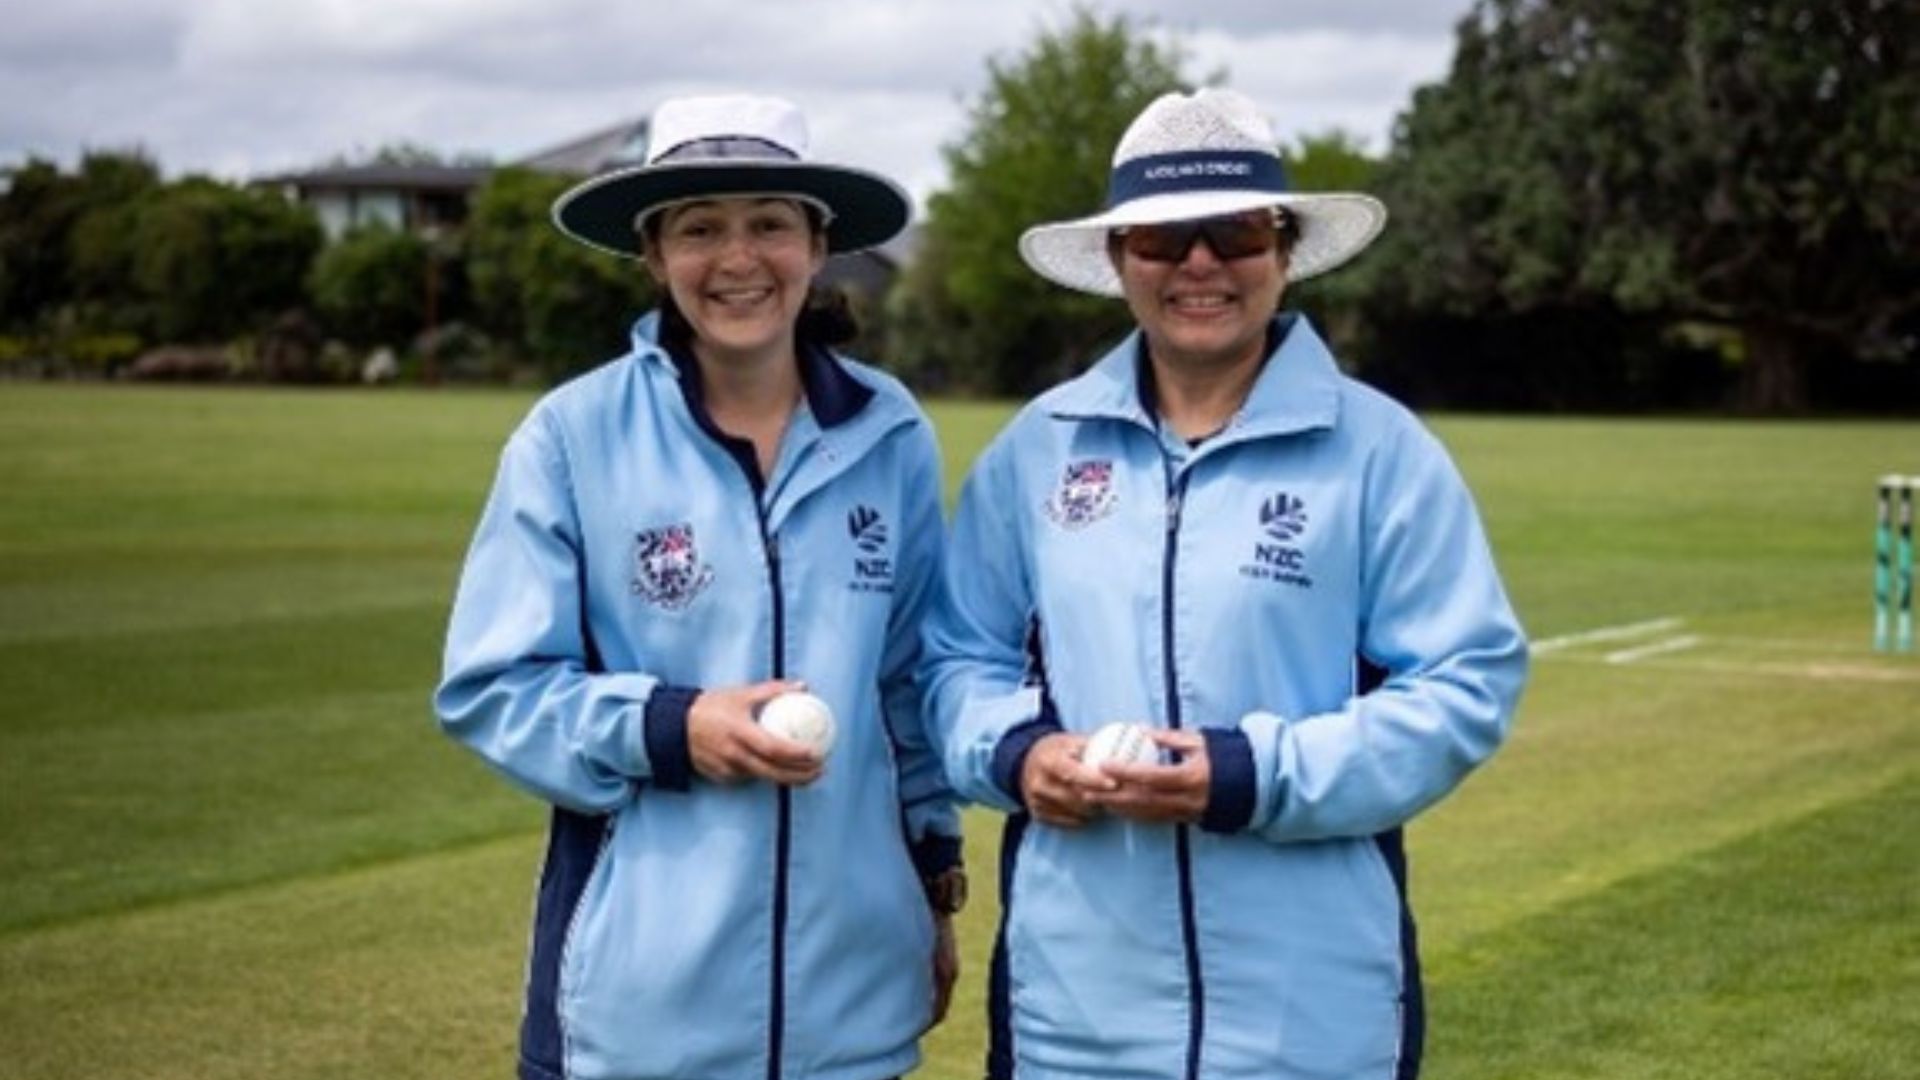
[643,684,700,792]
[1199,727,1257,834]
[990,712,1064,809]
[910,832,964,880]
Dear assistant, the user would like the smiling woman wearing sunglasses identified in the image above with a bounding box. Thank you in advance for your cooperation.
[923,88,1529,1080]
[1104,205,1304,429]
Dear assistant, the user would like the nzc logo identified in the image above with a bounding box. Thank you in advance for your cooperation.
[1259,493,1307,541]
[1244,492,1312,588]
[849,505,893,593]
[848,505,888,553]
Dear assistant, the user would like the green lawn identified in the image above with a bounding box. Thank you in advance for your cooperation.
[1,383,1914,1078]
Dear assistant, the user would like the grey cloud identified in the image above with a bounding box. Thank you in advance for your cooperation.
[0,0,187,71]
[1,0,1467,195]
[1110,0,1466,37]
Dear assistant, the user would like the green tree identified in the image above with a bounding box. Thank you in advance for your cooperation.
[1372,0,1919,411]
[124,178,321,342]
[466,166,655,381]
[2,156,315,354]
[1285,131,1379,193]
[1280,132,1383,364]
[314,142,495,170]
[308,224,429,347]
[890,6,1200,396]
[0,152,162,333]
[1,159,86,332]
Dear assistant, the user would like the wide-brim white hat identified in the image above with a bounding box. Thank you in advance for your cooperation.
[1019,89,1387,296]
[553,94,910,258]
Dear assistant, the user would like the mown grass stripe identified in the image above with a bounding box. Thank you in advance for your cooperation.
[3,386,1917,1079]
[1426,773,1919,1080]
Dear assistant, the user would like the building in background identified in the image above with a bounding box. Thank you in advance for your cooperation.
[255,114,906,295]
[254,162,489,240]
[511,116,651,176]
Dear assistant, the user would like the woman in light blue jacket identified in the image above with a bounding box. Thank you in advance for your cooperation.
[925,89,1527,1080]
[436,94,964,1080]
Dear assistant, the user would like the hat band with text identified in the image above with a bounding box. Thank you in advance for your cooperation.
[1106,150,1289,208]
[654,136,801,165]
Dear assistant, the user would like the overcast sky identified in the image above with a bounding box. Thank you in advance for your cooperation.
[0,0,1471,208]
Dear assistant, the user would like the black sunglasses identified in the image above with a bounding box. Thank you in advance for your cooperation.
[1111,208,1294,263]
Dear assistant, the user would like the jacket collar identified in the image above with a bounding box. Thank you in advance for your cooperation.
[625,310,911,529]
[1046,313,1342,442]
[630,310,875,430]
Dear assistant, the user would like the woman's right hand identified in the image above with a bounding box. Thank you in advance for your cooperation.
[1020,731,1111,828]
[687,680,825,787]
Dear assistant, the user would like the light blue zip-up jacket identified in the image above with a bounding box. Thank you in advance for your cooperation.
[436,313,960,1080]
[925,315,1527,1080]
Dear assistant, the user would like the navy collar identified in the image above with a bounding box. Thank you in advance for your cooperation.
[664,338,873,490]
[794,339,874,428]
[1048,311,1341,443]
[666,338,873,431]
[1134,312,1296,422]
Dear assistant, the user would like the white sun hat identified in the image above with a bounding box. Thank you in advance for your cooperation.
[552,93,910,258]
[1018,88,1388,296]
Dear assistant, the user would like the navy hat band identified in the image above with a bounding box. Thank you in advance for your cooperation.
[654,136,800,164]
[1106,150,1289,208]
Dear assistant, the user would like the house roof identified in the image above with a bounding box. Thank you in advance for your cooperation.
[244,115,918,271]
[874,222,920,268]
[512,118,651,176]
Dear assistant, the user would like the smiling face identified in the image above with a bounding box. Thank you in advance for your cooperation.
[643,197,826,366]
[1110,210,1291,377]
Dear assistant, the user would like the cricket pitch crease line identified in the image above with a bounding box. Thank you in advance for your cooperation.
[1605,634,1702,664]
[1531,616,1684,656]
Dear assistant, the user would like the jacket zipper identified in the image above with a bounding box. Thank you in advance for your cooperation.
[757,499,792,1080]
[1161,460,1205,1080]
[680,361,822,1080]
[723,440,790,1080]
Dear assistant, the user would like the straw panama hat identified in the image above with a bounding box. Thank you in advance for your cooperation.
[1019,88,1389,297]
[552,93,911,258]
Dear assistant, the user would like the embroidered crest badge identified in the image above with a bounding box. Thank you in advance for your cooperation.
[1044,459,1118,529]
[631,523,714,610]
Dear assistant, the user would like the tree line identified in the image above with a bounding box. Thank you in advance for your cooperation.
[2,0,1913,410]
[888,2,1916,412]
[0,154,652,384]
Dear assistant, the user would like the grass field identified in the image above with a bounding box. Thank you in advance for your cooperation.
[1,383,1915,1079]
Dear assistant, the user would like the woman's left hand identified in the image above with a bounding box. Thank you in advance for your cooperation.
[928,912,959,1031]
[1084,729,1211,824]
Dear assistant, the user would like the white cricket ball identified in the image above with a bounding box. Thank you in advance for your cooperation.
[759,691,836,757]
[1080,721,1160,768]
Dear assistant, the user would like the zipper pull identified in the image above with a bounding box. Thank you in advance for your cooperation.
[1165,489,1182,532]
